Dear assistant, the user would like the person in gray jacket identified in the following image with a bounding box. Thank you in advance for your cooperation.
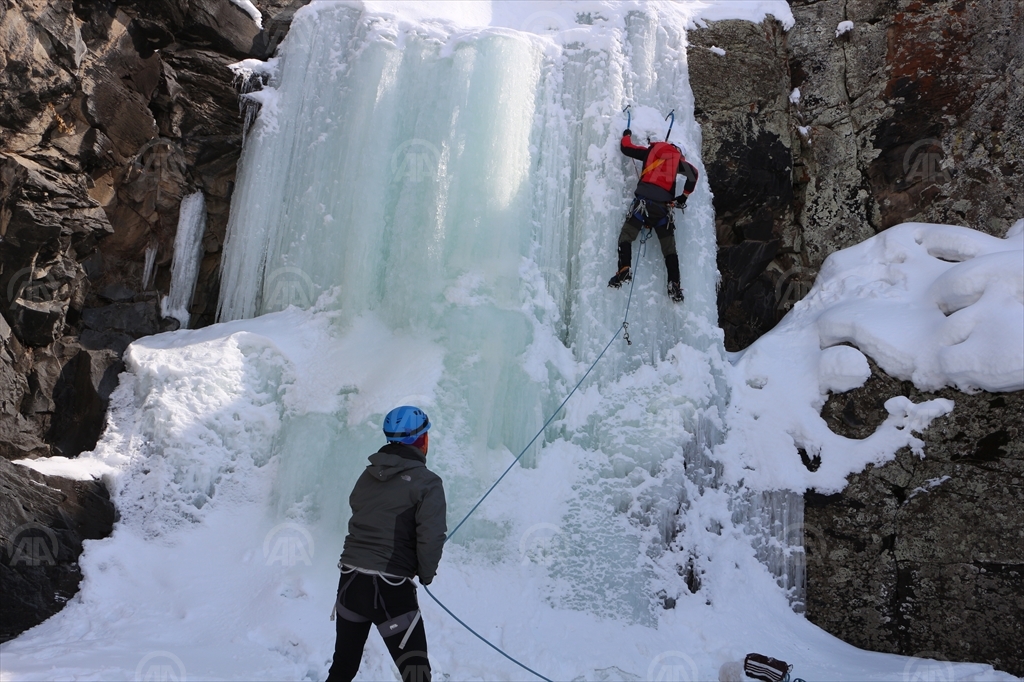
[327,406,446,682]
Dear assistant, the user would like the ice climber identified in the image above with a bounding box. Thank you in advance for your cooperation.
[327,406,447,682]
[608,128,700,302]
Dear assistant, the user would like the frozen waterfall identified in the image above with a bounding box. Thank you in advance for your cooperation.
[18,5,1017,682]
[162,191,208,329]
[215,2,770,625]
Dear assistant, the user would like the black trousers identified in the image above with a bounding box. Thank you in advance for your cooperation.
[617,217,681,284]
[327,572,431,682]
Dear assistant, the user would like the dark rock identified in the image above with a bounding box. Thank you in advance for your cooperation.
[4,300,68,348]
[0,458,115,643]
[78,329,134,355]
[250,0,311,59]
[810,364,1024,675]
[45,346,124,458]
[180,0,263,58]
[81,301,159,337]
[97,283,136,303]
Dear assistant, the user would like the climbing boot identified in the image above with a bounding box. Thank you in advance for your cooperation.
[608,266,632,288]
[668,281,684,303]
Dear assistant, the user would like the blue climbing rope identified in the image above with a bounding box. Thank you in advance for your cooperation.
[422,230,652,681]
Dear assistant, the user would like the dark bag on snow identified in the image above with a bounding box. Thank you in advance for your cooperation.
[743,653,792,682]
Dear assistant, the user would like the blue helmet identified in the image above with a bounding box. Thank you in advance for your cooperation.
[383,406,431,445]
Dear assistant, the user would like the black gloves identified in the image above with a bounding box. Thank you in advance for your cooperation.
[623,128,632,137]
[675,194,687,206]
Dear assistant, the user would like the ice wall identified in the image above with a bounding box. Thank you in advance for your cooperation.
[218,2,737,624]
[216,2,733,622]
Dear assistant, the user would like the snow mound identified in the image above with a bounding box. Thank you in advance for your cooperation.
[721,221,1022,493]
[835,20,854,37]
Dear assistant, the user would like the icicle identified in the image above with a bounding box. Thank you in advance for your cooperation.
[161,191,207,329]
[232,65,269,144]
[142,244,158,291]
[731,489,807,612]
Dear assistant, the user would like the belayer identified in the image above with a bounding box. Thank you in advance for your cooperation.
[608,128,699,302]
[327,406,447,682]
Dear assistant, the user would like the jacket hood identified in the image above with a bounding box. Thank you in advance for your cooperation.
[366,443,426,481]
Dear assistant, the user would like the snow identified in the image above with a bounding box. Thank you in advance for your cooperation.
[229,0,263,29]
[719,221,1022,493]
[789,87,801,104]
[709,45,726,56]
[13,456,117,481]
[1,2,1019,681]
[835,20,854,37]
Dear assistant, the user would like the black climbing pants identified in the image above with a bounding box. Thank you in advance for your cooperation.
[327,571,430,682]
[617,216,680,284]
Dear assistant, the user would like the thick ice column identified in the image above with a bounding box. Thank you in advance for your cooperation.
[162,191,207,329]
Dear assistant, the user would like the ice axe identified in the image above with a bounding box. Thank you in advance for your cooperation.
[664,109,675,141]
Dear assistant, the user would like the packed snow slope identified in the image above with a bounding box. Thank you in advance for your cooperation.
[4,1,1022,680]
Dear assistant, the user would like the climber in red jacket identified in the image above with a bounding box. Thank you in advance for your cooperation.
[609,129,699,302]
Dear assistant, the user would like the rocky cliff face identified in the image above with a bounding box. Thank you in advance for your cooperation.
[691,0,1023,352]
[0,0,308,643]
[689,0,1022,674]
[810,367,1022,674]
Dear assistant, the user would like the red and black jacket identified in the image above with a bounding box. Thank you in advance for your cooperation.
[621,134,699,205]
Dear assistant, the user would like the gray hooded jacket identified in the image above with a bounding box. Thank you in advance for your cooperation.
[339,443,447,584]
